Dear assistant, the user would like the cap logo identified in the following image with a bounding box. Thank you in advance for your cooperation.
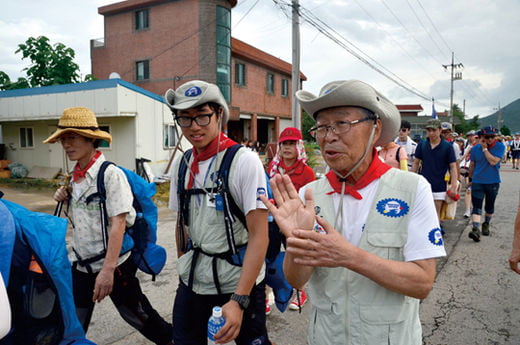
[185,86,202,97]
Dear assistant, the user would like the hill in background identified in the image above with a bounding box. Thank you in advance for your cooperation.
[478,98,520,133]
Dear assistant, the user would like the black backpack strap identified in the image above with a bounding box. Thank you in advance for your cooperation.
[396,146,401,163]
[177,149,193,253]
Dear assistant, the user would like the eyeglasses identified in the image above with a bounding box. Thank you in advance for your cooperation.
[309,117,373,139]
[175,112,214,128]
[400,128,409,132]
[484,135,495,139]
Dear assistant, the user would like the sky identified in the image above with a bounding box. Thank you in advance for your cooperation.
[1,0,519,119]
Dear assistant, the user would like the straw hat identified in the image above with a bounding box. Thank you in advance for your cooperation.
[295,80,400,146]
[43,107,112,144]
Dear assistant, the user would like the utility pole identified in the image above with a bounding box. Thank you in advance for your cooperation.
[291,0,301,130]
[442,52,463,128]
[497,102,503,130]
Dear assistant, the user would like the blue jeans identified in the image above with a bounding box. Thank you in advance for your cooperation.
[471,183,500,215]
[172,279,271,345]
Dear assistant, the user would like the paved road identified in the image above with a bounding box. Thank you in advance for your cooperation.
[1,163,518,344]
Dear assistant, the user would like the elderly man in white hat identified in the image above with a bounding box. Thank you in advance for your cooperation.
[48,107,173,345]
[164,81,272,345]
[262,80,446,345]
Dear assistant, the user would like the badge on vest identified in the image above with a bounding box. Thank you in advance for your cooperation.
[376,198,409,218]
[428,228,444,246]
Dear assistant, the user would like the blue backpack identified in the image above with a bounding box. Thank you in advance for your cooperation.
[85,162,167,281]
[0,194,96,345]
[178,145,293,311]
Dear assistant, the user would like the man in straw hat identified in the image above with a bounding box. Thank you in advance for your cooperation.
[164,81,273,344]
[47,107,173,345]
[261,80,446,345]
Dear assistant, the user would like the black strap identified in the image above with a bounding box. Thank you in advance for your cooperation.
[396,146,401,163]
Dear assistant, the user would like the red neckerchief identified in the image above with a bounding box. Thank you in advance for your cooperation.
[487,140,497,149]
[73,150,102,182]
[326,150,391,200]
[188,132,237,189]
[278,159,304,175]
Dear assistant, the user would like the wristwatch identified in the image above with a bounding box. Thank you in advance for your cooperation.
[483,148,488,152]
[230,293,250,310]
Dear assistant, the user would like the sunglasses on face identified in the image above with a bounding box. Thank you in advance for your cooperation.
[484,135,495,139]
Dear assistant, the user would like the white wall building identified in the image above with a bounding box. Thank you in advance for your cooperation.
[0,79,191,178]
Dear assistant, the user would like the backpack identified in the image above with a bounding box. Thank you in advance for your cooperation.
[85,162,167,281]
[177,144,293,311]
[0,194,96,345]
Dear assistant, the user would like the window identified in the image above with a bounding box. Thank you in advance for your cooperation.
[136,60,150,80]
[164,124,177,148]
[98,125,111,148]
[135,9,149,31]
[235,63,246,86]
[266,73,275,94]
[216,6,231,102]
[281,78,289,97]
[19,127,34,148]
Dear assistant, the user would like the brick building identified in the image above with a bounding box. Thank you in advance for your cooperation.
[91,0,305,147]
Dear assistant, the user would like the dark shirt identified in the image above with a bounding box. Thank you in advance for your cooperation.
[415,138,456,193]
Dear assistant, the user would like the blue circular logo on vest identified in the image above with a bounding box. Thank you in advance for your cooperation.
[185,86,202,97]
[428,228,444,246]
[376,198,409,218]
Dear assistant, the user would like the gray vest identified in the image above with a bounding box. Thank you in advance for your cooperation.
[306,169,422,345]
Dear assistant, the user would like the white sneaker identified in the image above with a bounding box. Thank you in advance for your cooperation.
[463,209,471,218]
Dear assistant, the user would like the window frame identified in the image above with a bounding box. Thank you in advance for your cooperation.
[266,73,275,94]
[19,127,34,148]
[163,124,177,149]
[281,78,289,97]
[136,60,150,81]
[135,9,150,31]
[235,63,246,86]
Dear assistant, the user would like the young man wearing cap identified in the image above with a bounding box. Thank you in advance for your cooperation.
[467,126,506,241]
[165,80,272,344]
[262,80,445,345]
[48,107,173,345]
[412,119,458,225]
[394,120,417,170]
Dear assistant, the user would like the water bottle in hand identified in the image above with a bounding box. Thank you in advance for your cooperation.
[208,306,226,344]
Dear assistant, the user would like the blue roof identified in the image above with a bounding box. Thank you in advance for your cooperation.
[0,79,165,103]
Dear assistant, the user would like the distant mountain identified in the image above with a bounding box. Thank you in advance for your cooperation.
[478,98,520,134]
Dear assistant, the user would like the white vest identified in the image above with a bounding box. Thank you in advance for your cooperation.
[306,169,422,345]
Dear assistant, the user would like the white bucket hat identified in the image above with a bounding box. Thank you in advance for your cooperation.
[295,80,400,146]
[164,80,229,124]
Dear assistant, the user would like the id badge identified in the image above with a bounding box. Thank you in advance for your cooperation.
[215,194,224,211]
[206,194,216,208]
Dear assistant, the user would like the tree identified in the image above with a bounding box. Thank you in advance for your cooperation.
[500,126,511,136]
[0,36,92,91]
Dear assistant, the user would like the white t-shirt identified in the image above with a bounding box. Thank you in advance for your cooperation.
[300,175,446,262]
[169,148,267,215]
[0,275,10,340]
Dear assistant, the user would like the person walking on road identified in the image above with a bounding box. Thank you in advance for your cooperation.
[263,80,446,345]
[412,119,458,230]
[394,120,417,170]
[467,126,506,241]
[165,80,273,345]
[47,107,173,345]
[267,127,316,312]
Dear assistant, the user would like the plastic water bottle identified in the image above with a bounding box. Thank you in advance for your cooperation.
[208,306,226,344]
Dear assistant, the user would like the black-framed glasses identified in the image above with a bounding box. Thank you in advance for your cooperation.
[484,135,495,139]
[400,128,409,132]
[175,112,214,128]
[309,117,373,139]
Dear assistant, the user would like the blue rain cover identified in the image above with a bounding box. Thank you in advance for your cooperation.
[1,199,97,345]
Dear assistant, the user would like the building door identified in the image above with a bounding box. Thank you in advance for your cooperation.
[48,126,67,171]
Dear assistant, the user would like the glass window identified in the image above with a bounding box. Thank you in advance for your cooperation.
[135,9,149,30]
[216,6,231,103]
[98,125,111,148]
[235,63,246,86]
[164,124,177,148]
[136,60,150,80]
[281,78,289,97]
[267,73,275,94]
[19,127,34,148]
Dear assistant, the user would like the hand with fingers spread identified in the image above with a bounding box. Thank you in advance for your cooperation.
[260,174,315,238]
[287,215,352,268]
